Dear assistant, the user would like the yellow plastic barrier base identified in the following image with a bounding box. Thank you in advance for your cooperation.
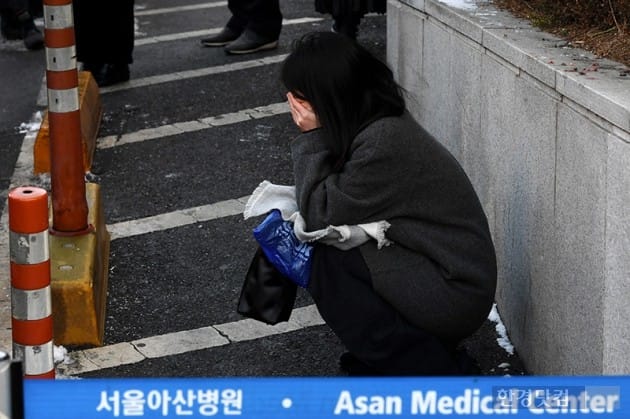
[50,183,110,346]
[34,71,102,174]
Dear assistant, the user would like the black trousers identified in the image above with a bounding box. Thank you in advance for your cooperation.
[226,0,282,39]
[308,244,461,376]
[73,0,134,64]
[0,0,38,19]
[0,0,27,12]
[314,0,386,16]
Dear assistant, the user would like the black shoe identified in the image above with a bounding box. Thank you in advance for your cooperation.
[332,21,358,39]
[82,62,104,75]
[200,26,241,47]
[1,10,43,49]
[95,63,130,87]
[224,30,278,55]
[339,352,382,376]
[454,349,481,376]
[82,62,105,84]
[23,26,43,50]
[8,11,44,50]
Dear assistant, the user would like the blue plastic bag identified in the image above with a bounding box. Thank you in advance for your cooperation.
[253,210,313,288]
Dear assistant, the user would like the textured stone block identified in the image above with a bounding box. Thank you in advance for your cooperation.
[552,103,608,374]
[603,136,630,374]
[479,52,557,373]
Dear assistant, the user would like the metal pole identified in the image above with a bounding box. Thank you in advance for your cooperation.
[0,351,24,419]
[8,187,55,380]
[42,0,91,234]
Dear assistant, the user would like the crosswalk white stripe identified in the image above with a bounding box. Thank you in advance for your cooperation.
[56,305,325,376]
[134,1,228,16]
[107,196,250,241]
[0,4,326,366]
[98,101,290,149]
[134,17,323,47]
[135,28,221,47]
[100,54,289,93]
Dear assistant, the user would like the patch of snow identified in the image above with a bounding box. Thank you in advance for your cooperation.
[18,111,43,134]
[498,362,511,369]
[488,303,515,355]
[436,0,478,10]
[55,373,82,380]
[53,345,71,365]
[53,346,82,379]
[53,345,68,364]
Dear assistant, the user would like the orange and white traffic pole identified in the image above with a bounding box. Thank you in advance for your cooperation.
[43,0,91,235]
[8,187,55,379]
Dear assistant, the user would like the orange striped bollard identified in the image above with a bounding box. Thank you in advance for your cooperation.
[43,0,91,235]
[8,187,55,379]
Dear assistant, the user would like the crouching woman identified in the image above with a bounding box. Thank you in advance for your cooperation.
[282,32,497,375]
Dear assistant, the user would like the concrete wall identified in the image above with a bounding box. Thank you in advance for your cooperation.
[387,0,630,374]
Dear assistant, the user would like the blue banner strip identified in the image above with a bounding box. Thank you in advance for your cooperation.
[24,376,629,418]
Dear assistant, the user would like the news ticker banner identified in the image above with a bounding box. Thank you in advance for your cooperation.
[24,376,629,418]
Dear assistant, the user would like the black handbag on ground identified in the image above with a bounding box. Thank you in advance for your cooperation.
[237,247,297,325]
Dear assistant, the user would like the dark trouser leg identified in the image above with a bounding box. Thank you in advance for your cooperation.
[103,0,134,64]
[225,4,247,34]
[1,0,29,12]
[73,0,134,64]
[308,245,461,376]
[227,0,282,39]
[332,12,363,39]
[1,0,31,39]
[1,9,21,39]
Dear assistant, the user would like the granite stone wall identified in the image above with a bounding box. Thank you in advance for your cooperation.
[387,0,630,374]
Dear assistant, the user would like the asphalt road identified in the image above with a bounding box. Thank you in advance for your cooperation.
[0,0,525,379]
[0,37,45,217]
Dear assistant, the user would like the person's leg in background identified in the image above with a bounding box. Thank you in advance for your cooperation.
[308,245,464,376]
[74,0,104,81]
[314,0,386,40]
[201,0,282,54]
[0,0,43,50]
[74,0,134,87]
[331,11,363,39]
[230,0,282,41]
[99,0,134,86]
[200,0,247,47]
[27,0,41,17]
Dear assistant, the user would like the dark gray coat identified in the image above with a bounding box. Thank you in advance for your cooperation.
[291,112,497,339]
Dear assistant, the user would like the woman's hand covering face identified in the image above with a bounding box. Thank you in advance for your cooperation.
[287,92,321,132]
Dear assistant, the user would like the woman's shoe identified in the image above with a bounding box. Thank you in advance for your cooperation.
[82,62,104,75]
[23,26,43,50]
[95,63,130,87]
[16,10,43,50]
[331,14,361,40]
[339,352,381,376]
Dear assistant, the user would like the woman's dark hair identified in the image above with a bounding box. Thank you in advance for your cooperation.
[281,31,405,170]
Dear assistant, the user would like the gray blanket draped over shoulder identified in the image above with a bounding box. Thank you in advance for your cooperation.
[290,112,497,340]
